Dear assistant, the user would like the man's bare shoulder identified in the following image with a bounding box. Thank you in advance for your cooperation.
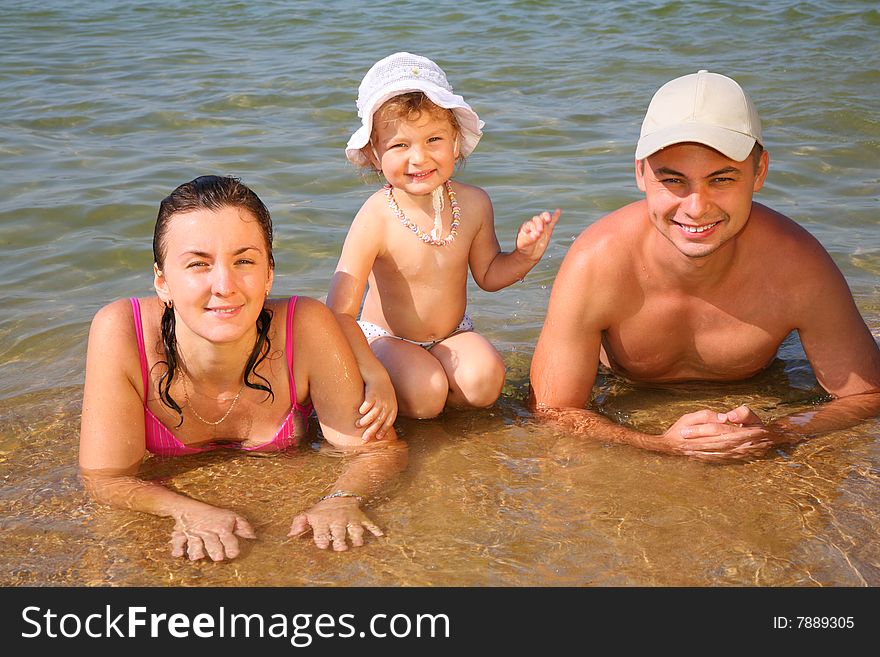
[548,201,646,320]
[750,203,819,241]
[565,200,647,270]
[748,203,839,273]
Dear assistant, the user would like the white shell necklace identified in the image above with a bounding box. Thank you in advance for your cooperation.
[383,180,461,246]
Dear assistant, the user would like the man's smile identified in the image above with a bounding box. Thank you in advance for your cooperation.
[672,219,722,236]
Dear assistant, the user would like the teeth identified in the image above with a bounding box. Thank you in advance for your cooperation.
[210,308,235,313]
[681,222,717,233]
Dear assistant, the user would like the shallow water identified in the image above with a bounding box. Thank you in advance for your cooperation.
[1,0,879,586]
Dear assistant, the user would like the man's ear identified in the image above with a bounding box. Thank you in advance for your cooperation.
[752,149,769,192]
[635,158,647,192]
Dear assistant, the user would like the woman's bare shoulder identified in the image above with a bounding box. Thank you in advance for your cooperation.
[90,297,141,342]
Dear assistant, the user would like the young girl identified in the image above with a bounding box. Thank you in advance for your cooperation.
[329,52,560,424]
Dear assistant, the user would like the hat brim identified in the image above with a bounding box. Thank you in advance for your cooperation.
[345,81,484,167]
[635,124,758,162]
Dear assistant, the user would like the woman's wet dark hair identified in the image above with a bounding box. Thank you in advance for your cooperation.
[153,175,275,425]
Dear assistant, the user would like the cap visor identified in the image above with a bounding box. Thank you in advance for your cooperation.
[636,124,756,161]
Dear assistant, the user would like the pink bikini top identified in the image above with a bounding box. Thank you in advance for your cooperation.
[130,296,312,457]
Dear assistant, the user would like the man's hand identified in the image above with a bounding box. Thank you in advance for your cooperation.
[661,406,774,463]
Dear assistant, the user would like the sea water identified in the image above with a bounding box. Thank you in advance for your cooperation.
[1,0,878,585]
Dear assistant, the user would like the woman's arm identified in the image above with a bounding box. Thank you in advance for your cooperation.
[288,298,408,551]
[79,299,255,561]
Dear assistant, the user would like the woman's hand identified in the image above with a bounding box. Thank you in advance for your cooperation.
[288,497,383,552]
[170,504,256,561]
[357,368,398,442]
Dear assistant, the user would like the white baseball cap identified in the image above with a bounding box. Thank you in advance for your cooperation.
[345,52,484,167]
[635,70,763,162]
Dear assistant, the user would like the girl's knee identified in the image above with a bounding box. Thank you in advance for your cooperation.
[455,355,505,408]
[396,369,448,419]
[402,395,447,419]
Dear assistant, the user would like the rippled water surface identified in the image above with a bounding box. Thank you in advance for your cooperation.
[1,0,878,586]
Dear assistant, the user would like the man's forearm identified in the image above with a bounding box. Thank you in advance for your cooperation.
[769,390,880,438]
[533,405,667,454]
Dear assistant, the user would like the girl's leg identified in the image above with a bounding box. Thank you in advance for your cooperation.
[371,337,449,419]
[431,331,505,409]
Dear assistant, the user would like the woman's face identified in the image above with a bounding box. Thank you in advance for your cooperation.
[154,205,274,346]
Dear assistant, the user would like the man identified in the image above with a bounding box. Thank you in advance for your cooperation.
[530,70,880,462]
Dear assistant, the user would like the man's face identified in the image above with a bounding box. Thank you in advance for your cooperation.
[635,142,768,259]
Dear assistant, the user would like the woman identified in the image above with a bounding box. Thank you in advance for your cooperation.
[79,175,406,561]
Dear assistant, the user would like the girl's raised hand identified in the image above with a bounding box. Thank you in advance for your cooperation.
[516,209,561,260]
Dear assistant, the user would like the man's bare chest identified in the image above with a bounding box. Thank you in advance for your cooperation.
[601,293,790,381]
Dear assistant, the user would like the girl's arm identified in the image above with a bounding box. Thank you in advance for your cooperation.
[326,199,398,440]
[288,298,408,551]
[79,299,255,561]
[465,186,560,291]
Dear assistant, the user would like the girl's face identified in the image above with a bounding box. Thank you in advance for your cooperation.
[154,206,273,347]
[372,110,459,197]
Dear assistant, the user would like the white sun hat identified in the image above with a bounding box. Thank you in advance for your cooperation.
[345,52,485,167]
[635,70,763,162]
